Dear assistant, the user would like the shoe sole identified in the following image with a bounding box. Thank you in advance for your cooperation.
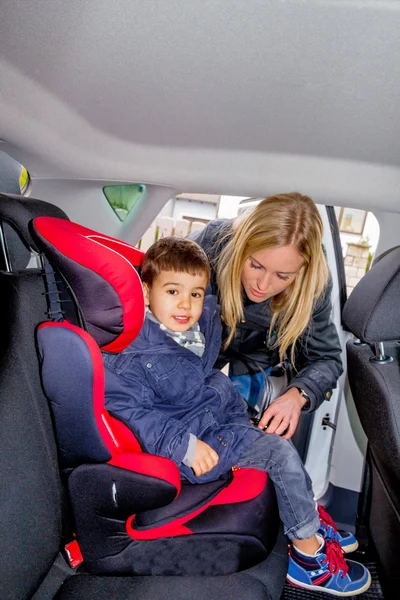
[341,539,359,554]
[286,571,371,597]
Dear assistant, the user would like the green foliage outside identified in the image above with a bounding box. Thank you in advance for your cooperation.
[365,252,373,273]
[103,184,146,221]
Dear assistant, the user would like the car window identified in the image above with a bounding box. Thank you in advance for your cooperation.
[334,207,379,296]
[103,184,146,221]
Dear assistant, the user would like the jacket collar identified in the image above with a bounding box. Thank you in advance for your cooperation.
[124,295,221,372]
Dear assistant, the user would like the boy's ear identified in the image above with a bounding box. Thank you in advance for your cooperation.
[142,282,150,306]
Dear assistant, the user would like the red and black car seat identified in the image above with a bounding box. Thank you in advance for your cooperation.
[32,215,281,576]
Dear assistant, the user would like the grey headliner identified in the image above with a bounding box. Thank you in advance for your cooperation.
[0,0,399,210]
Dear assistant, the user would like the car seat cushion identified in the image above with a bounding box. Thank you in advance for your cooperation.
[37,320,182,493]
[32,217,145,352]
[37,322,113,467]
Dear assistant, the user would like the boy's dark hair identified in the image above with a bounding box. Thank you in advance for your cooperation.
[141,236,211,287]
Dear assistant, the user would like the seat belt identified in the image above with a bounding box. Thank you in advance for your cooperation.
[42,257,64,321]
[31,551,78,600]
[33,261,84,598]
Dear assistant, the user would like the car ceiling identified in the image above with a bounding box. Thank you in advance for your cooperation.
[0,0,399,211]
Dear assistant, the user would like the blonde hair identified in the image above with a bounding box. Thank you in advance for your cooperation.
[216,192,328,364]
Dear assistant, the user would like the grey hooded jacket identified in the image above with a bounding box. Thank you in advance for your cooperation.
[190,219,343,413]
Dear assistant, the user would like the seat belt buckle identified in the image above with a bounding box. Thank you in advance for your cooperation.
[64,539,84,568]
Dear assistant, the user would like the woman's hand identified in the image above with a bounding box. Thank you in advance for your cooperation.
[257,388,306,440]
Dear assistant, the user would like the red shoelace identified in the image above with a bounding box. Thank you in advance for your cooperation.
[318,504,338,534]
[322,539,349,578]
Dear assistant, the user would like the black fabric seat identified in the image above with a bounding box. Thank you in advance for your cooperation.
[0,193,287,600]
[0,194,68,600]
[342,246,400,598]
[55,547,287,600]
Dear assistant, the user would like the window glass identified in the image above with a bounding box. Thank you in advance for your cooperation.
[103,184,146,221]
[334,207,379,296]
[337,207,367,235]
[138,193,221,251]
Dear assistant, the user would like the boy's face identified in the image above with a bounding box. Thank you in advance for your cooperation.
[143,270,208,332]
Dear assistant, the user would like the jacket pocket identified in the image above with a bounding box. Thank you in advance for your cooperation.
[144,354,203,404]
[185,407,216,436]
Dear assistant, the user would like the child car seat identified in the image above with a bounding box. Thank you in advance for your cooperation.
[0,193,287,599]
[32,215,283,576]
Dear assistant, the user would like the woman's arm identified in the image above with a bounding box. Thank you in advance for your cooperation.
[258,280,343,439]
[287,278,343,411]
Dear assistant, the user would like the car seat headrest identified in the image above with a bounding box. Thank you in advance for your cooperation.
[342,246,400,343]
[32,217,145,352]
[0,193,68,253]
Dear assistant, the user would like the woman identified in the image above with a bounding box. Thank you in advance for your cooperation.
[191,192,343,439]
[189,195,371,594]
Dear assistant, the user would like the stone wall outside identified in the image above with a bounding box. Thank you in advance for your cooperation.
[344,243,371,296]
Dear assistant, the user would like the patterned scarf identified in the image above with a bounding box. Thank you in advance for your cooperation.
[146,308,206,357]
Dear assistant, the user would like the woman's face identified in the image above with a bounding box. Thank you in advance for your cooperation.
[241,244,304,303]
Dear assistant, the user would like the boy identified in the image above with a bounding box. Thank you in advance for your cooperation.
[103,237,370,596]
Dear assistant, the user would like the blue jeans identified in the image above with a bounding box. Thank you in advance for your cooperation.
[236,432,321,541]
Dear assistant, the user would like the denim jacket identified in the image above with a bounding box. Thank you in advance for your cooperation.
[103,296,260,484]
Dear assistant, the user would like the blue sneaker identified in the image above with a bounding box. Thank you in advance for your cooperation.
[287,538,371,596]
[318,505,359,554]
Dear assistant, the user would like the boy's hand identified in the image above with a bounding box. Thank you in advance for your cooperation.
[192,440,219,476]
